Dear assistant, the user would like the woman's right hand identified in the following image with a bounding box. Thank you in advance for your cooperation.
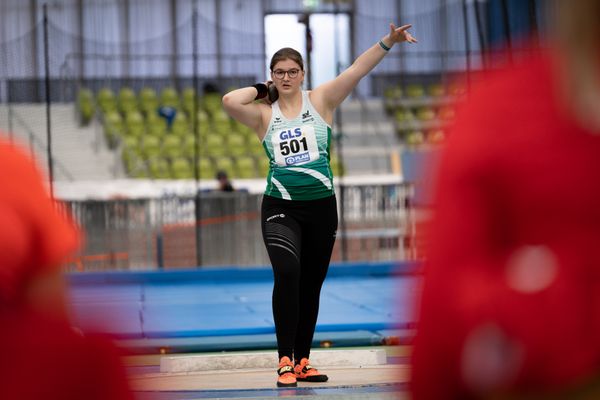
[259,81,278,105]
[267,81,279,104]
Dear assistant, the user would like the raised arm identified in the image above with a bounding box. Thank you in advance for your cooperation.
[312,23,417,113]
[222,84,270,137]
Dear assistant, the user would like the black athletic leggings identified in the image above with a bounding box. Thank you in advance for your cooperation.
[261,194,338,362]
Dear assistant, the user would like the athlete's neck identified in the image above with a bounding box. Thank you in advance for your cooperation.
[277,91,303,118]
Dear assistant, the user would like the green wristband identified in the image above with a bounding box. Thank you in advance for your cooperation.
[379,40,391,52]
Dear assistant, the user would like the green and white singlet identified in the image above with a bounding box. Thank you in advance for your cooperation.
[261,91,334,201]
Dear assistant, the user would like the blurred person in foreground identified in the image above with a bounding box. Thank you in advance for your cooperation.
[410,1,600,399]
[0,137,133,400]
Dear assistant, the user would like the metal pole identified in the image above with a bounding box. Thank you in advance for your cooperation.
[461,0,472,91]
[31,0,40,101]
[397,0,406,89]
[43,3,54,198]
[215,0,222,81]
[298,13,313,90]
[122,0,131,84]
[333,1,347,261]
[170,0,178,83]
[8,88,14,142]
[439,0,448,72]
[528,0,539,45]
[474,0,488,68]
[192,4,202,267]
[500,0,513,62]
[77,0,84,82]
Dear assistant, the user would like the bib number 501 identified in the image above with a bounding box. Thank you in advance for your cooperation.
[280,137,308,155]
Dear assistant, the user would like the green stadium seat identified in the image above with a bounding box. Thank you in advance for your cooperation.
[256,156,270,177]
[146,114,168,137]
[231,120,244,134]
[160,87,180,108]
[103,111,123,148]
[384,85,403,100]
[428,83,445,97]
[226,133,247,156]
[213,119,231,136]
[171,113,189,137]
[140,87,159,116]
[118,87,137,115]
[103,125,121,149]
[201,92,221,116]
[205,134,226,157]
[197,157,215,180]
[405,84,425,98]
[235,155,257,178]
[170,157,193,179]
[212,108,230,125]
[162,134,182,159]
[330,155,344,176]
[394,108,415,123]
[182,87,196,117]
[237,124,256,140]
[140,87,157,102]
[181,134,197,159]
[214,156,236,178]
[148,157,171,179]
[196,109,210,123]
[105,110,122,127]
[406,130,425,146]
[195,119,211,140]
[125,111,145,138]
[77,88,95,125]
[416,107,436,121]
[189,111,211,139]
[96,88,117,113]
[247,139,265,156]
[121,135,139,152]
[142,135,161,160]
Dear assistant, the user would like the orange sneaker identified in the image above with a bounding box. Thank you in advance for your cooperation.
[294,358,328,382]
[277,356,297,387]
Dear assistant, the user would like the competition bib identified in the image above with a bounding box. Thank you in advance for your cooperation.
[271,125,320,167]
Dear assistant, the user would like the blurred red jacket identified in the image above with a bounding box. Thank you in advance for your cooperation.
[0,138,133,400]
[411,51,600,398]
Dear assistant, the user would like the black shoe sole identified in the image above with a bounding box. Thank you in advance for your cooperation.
[297,375,328,382]
[277,381,298,387]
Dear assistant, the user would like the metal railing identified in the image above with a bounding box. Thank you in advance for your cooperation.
[63,183,418,271]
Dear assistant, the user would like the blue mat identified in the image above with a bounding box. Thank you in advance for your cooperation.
[67,261,419,351]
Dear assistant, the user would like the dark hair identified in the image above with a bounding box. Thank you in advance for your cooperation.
[269,48,304,71]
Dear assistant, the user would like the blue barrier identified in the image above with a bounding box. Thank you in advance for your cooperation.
[67,260,421,285]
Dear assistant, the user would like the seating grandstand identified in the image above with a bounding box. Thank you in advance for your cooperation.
[77,86,345,180]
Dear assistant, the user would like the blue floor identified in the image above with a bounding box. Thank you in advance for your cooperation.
[67,261,419,352]
[133,384,407,399]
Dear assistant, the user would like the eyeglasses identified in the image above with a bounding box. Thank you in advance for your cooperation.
[272,68,301,79]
